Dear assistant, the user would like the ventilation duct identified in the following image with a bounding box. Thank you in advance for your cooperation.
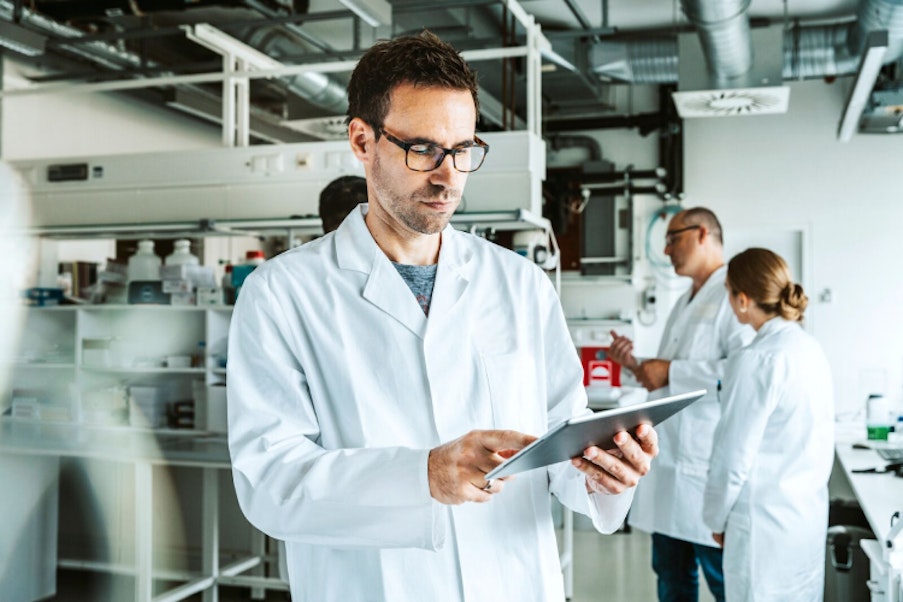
[0,1,349,120]
[589,0,903,117]
[672,25,789,117]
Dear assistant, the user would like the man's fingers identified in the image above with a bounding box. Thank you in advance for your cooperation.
[477,429,537,453]
[634,424,659,457]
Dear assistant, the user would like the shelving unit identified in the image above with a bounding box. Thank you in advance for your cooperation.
[6,305,232,432]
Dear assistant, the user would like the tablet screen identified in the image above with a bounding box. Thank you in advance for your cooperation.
[485,389,706,480]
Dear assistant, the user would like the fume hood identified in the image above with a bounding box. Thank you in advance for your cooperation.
[12,130,546,236]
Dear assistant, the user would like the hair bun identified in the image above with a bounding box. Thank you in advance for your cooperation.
[779,282,808,320]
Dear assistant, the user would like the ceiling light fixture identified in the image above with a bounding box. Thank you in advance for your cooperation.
[338,0,392,27]
[837,30,888,142]
[0,20,47,57]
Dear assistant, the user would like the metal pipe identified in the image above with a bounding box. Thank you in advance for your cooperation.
[590,0,903,84]
[680,0,753,80]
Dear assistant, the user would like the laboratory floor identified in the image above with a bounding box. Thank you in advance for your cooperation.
[49,527,719,602]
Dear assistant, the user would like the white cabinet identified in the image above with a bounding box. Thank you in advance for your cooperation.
[5,305,232,432]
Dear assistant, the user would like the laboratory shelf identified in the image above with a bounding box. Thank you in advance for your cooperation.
[7,362,77,369]
[80,367,207,375]
[11,305,235,435]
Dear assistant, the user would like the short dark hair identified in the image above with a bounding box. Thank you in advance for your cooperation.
[682,207,723,246]
[346,30,479,136]
[318,175,367,233]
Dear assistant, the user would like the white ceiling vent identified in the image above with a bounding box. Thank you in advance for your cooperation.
[281,116,348,140]
[671,86,790,118]
[673,25,789,118]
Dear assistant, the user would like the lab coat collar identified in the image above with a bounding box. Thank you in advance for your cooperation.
[333,205,473,338]
[755,315,797,341]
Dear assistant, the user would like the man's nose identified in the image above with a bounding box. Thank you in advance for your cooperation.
[429,153,460,183]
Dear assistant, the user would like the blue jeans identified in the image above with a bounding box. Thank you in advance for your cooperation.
[651,532,725,602]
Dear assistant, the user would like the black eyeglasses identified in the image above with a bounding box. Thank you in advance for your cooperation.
[379,128,490,173]
[665,224,701,246]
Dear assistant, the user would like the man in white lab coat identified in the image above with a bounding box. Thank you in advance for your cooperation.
[227,31,659,602]
[608,208,754,602]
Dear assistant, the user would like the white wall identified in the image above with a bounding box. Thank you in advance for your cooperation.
[555,78,903,419]
[2,58,220,159]
[683,79,903,416]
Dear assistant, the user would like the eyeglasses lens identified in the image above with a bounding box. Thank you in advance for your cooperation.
[406,145,486,173]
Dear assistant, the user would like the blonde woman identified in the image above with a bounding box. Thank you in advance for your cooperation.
[703,248,834,601]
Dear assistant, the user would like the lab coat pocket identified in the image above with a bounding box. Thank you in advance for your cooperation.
[481,352,538,433]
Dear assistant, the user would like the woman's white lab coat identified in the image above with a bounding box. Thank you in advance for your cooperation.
[628,266,754,545]
[227,207,633,602]
[703,317,834,601]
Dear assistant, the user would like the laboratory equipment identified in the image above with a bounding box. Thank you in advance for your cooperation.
[127,240,161,282]
[165,239,199,266]
[12,132,544,228]
[868,394,891,441]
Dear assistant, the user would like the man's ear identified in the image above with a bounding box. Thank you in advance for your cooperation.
[348,118,373,163]
[696,225,708,244]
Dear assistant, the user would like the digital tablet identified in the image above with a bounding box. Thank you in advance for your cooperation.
[485,389,706,480]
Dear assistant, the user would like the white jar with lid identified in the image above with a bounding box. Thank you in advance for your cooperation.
[165,239,199,266]
[127,240,162,282]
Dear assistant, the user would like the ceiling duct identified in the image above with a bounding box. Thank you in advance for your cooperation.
[590,0,903,119]
[671,0,788,118]
[672,25,789,118]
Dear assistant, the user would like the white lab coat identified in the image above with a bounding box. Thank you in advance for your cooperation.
[703,317,834,602]
[227,206,634,602]
[628,266,754,545]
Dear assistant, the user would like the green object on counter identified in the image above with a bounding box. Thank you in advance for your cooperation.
[867,425,890,441]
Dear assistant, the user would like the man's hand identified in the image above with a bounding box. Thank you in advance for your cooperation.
[607,330,639,372]
[428,430,536,505]
[634,359,671,391]
[571,424,659,495]
[712,532,724,547]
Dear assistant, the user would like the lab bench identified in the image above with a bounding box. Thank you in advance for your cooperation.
[834,429,903,601]
[0,419,288,602]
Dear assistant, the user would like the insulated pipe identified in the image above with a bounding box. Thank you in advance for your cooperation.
[680,0,753,81]
[244,23,349,113]
[591,0,903,83]
[0,0,349,114]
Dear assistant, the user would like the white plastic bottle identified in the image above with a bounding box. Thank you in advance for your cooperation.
[165,239,200,266]
[127,240,162,282]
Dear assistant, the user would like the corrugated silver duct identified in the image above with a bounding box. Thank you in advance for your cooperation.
[853,0,903,60]
[242,0,348,113]
[680,0,752,80]
[592,0,903,84]
[0,0,348,114]
[783,25,859,79]
[590,39,678,84]
[0,1,147,70]
[245,27,349,113]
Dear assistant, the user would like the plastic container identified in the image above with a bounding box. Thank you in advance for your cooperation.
[127,240,162,282]
[165,239,199,267]
[866,394,890,441]
[232,251,266,299]
[222,264,235,305]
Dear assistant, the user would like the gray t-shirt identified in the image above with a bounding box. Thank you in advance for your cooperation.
[392,262,437,316]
